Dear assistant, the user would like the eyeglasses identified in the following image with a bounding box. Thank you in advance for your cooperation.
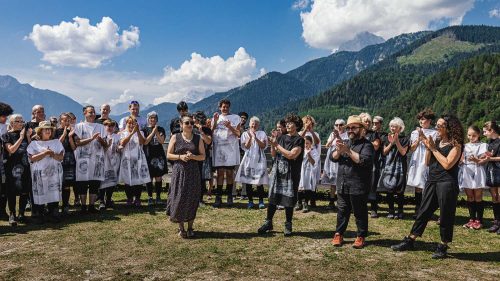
[183,121,194,125]
[13,120,25,124]
[345,126,361,131]
[334,124,344,127]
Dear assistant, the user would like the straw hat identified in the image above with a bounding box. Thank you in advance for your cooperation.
[35,121,56,134]
[346,115,365,128]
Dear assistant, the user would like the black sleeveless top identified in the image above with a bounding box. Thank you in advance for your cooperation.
[428,141,460,183]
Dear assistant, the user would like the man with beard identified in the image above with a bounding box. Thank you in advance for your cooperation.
[330,115,374,249]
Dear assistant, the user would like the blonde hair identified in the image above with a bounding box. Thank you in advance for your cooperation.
[389,117,405,132]
[302,115,316,127]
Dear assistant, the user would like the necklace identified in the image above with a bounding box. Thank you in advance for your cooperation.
[182,133,193,142]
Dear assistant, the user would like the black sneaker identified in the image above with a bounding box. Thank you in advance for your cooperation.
[431,243,448,259]
[391,236,415,251]
[302,203,310,213]
[257,220,273,235]
[8,213,17,226]
[294,202,303,211]
[17,214,29,224]
[284,222,293,237]
[226,196,234,206]
[213,196,222,208]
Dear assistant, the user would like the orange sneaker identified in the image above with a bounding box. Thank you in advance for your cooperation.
[331,233,343,247]
[352,237,366,249]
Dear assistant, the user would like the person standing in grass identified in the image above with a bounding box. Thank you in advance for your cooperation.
[211,99,241,207]
[258,113,304,236]
[143,111,168,207]
[322,119,348,211]
[166,115,206,238]
[119,116,151,207]
[392,115,463,259]
[27,121,64,223]
[54,113,77,215]
[0,102,14,221]
[407,109,438,218]
[330,115,374,249]
[2,114,31,226]
[74,105,108,213]
[235,116,268,209]
[193,111,213,205]
[459,125,488,230]
[99,120,121,210]
[298,115,321,208]
[296,135,320,213]
[369,116,386,218]
[377,117,409,220]
[479,121,500,234]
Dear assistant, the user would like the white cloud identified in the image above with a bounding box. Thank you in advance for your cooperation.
[490,9,500,18]
[108,90,135,106]
[292,0,311,10]
[300,0,475,51]
[38,64,53,71]
[26,16,140,68]
[155,47,260,104]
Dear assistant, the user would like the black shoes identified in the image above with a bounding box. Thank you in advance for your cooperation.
[391,236,415,251]
[284,222,293,237]
[257,220,273,234]
[213,196,222,208]
[432,244,448,259]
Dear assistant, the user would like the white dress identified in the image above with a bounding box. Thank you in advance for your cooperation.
[27,139,64,205]
[235,131,269,185]
[298,148,320,191]
[321,131,348,185]
[459,142,488,189]
[212,114,241,167]
[100,133,122,189]
[407,128,438,189]
[118,131,151,186]
[74,122,106,181]
[302,131,321,183]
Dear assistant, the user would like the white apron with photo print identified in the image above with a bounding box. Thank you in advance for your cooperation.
[407,128,438,189]
[118,131,151,186]
[101,133,122,189]
[235,130,269,185]
[303,131,321,182]
[459,142,488,189]
[212,114,241,167]
[299,148,320,191]
[74,122,106,181]
[27,139,64,205]
[322,131,348,185]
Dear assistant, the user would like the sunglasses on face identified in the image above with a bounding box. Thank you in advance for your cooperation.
[13,120,25,124]
[183,121,194,125]
[345,126,361,131]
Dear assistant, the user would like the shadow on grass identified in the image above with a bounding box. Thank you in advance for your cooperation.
[0,203,168,236]
[450,251,500,262]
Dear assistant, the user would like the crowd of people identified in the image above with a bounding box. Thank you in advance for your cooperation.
[0,100,498,259]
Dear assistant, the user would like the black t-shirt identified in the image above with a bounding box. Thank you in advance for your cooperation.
[487,138,500,171]
[381,133,410,166]
[54,128,76,153]
[278,134,305,184]
[25,121,39,138]
[142,126,167,158]
[2,131,30,180]
[428,141,460,183]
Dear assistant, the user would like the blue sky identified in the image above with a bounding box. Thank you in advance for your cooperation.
[0,0,499,108]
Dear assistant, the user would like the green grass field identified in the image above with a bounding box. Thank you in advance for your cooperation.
[1,191,499,281]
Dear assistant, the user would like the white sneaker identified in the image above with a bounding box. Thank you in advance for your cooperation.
[99,202,106,211]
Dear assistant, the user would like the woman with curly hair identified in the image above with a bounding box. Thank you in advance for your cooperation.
[392,114,464,259]
[258,113,304,236]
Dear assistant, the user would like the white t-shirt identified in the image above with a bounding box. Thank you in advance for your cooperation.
[118,130,151,186]
[118,116,147,131]
[27,139,64,205]
[101,133,122,189]
[299,148,321,191]
[235,130,269,185]
[74,122,106,181]
[459,142,488,189]
[212,114,241,167]
[302,131,321,182]
[407,128,438,189]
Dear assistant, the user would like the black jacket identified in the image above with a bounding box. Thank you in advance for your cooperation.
[331,137,374,195]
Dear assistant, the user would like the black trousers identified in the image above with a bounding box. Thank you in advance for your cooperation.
[336,192,368,237]
[410,181,459,243]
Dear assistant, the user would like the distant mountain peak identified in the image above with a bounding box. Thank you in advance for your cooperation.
[0,75,20,88]
[338,32,385,52]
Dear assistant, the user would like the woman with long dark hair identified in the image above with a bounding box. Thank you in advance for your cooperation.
[392,114,464,259]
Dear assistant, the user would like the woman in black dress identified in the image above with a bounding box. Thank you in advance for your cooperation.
[392,115,463,259]
[3,114,31,226]
[480,121,500,234]
[143,111,168,206]
[166,115,206,238]
[258,113,304,236]
[55,113,77,215]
